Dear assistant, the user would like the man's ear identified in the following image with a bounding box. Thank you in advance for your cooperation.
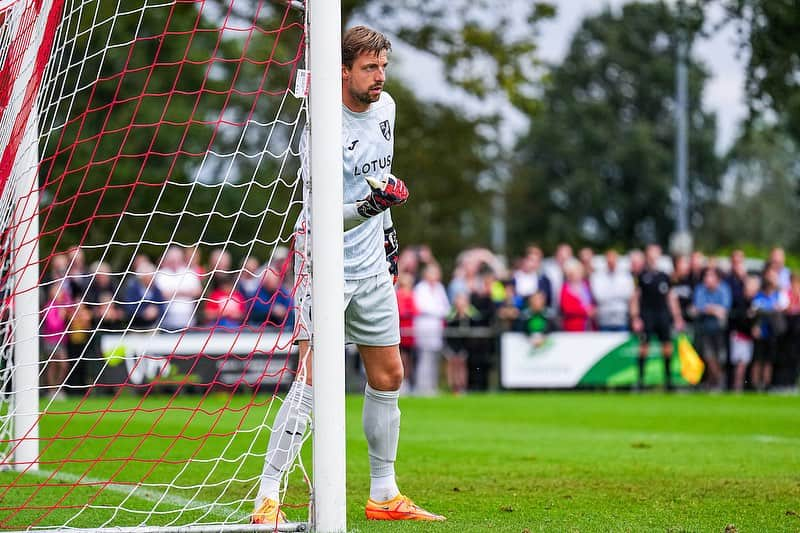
[341,64,350,80]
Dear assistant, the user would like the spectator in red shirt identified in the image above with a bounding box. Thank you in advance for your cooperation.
[784,273,800,388]
[204,274,245,329]
[395,272,418,394]
[559,259,595,332]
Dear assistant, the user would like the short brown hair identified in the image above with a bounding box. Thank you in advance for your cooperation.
[342,26,391,68]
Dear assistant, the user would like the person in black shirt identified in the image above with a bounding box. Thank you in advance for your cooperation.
[444,292,481,395]
[728,275,759,391]
[468,270,497,391]
[670,255,695,327]
[688,251,707,288]
[725,250,747,309]
[725,249,749,388]
[630,244,685,389]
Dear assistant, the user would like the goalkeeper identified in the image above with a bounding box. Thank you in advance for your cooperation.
[252,26,445,525]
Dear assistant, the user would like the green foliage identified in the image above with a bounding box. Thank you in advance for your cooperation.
[507,2,721,255]
[724,0,800,141]
[701,123,800,254]
[387,82,492,269]
[712,243,800,273]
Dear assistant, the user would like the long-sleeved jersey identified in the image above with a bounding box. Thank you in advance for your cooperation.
[297,91,396,280]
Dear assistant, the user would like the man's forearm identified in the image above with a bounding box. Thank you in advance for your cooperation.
[343,203,368,230]
[342,203,393,231]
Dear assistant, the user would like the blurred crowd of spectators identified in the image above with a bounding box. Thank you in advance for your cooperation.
[395,243,800,395]
[38,245,295,397]
[36,241,800,398]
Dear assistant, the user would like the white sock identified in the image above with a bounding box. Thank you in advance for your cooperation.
[257,381,313,503]
[370,473,400,503]
[363,384,401,502]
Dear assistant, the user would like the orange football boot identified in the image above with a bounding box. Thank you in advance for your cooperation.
[365,493,446,521]
[251,497,286,526]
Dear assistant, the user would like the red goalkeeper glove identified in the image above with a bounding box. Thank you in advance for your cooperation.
[356,174,409,218]
[384,226,399,284]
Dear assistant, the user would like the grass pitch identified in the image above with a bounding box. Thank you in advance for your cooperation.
[1,392,798,532]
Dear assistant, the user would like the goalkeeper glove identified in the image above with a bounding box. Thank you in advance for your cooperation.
[356,174,409,218]
[384,226,399,284]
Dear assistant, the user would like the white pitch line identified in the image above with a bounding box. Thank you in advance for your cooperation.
[28,469,249,524]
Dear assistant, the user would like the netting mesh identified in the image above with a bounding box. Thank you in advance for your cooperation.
[0,0,311,529]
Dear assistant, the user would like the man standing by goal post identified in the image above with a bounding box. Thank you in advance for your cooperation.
[252,26,446,525]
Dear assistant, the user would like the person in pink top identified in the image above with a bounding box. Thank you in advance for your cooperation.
[787,274,800,315]
[784,273,800,387]
[41,284,71,399]
[559,259,595,332]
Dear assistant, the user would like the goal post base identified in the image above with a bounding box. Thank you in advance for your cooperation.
[6,524,308,533]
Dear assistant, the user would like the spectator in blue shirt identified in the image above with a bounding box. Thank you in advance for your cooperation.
[693,268,731,389]
[751,268,789,391]
[120,262,165,330]
[247,266,294,330]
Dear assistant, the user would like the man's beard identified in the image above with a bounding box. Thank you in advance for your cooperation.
[350,84,381,105]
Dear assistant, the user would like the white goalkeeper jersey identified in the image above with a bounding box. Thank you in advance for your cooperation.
[298,91,396,280]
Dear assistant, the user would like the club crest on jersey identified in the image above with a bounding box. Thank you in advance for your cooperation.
[379,120,391,141]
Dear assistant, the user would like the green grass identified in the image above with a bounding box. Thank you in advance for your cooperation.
[2,392,799,531]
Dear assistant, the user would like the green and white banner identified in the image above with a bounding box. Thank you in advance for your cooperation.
[500,332,689,388]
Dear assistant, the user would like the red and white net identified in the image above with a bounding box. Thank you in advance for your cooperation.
[0,0,310,529]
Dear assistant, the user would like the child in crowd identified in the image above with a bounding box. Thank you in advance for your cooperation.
[517,291,555,348]
[67,302,95,394]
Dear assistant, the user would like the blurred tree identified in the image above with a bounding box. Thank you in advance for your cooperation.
[724,0,800,141]
[507,2,721,254]
[701,123,800,252]
[39,0,305,267]
[386,81,491,273]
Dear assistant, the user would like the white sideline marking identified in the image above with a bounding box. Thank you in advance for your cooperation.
[29,469,248,522]
[752,434,800,444]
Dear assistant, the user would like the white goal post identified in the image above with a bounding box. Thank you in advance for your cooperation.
[307,0,346,531]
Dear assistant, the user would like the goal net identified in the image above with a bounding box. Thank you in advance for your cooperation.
[0,0,330,530]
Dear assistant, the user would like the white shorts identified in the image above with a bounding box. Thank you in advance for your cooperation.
[729,332,753,365]
[295,260,400,347]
